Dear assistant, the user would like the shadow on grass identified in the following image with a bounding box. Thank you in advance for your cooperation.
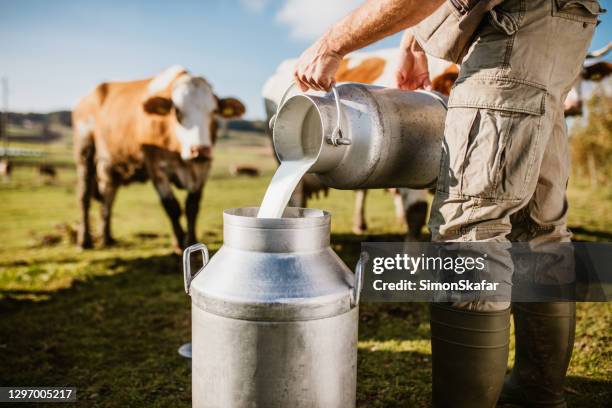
[356,350,612,408]
[0,253,193,407]
[1,237,609,407]
[569,226,612,242]
[334,231,431,342]
[564,376,612,407]
[359,303,431,342]
[357,349,432,408]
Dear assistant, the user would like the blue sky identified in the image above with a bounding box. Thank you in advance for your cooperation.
[1,0,610,119]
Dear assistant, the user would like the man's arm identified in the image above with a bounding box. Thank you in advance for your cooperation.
[294,0,444,91]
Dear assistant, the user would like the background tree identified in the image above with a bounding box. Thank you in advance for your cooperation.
[571,80,612,187]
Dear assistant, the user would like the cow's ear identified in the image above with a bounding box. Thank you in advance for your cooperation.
[143,96,173,115]
[216,97,246,118]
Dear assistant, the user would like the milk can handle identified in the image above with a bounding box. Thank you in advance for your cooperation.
[351,253,368,307]
[183,243,210,295]
[269,82,350,147]
[327,86,351,147]
[268,82,299,131]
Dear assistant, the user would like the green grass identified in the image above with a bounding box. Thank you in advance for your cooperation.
[0,137,610,407]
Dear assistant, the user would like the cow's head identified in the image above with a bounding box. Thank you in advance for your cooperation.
[143,65,245,161]
[564,61,612,117]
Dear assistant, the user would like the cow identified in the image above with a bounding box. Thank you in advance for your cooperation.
[73,65,245,252]
[263,42,610,239]
[0,159,11,180]
[38,163,57,180]
[564,43,612,116]
[229,164,261,177]
[263,49,456,238]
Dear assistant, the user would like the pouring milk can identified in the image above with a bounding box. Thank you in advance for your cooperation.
[270,83,447,189]
[183,207,363,408]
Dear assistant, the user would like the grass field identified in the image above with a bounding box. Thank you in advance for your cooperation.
[0,134,610,407]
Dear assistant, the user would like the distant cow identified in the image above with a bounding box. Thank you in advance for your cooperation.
[73,66,245,251]
[229,164,260,177]
[564,43,612,116]
[0,159,11,180]
[38,163,57,180]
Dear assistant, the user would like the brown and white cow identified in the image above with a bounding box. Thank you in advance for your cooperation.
[73,65,245,251]
[263,49,456,238]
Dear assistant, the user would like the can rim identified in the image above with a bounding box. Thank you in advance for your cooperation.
[224,207,330,229]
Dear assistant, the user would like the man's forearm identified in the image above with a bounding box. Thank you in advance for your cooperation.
[322,0,444,57]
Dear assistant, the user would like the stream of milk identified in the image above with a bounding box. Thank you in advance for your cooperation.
[257,103,322,218]
[256,159,315,218]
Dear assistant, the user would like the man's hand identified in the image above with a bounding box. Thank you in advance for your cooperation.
[292,0,444,92]
[395,31,431,90]
[294,38,343,92]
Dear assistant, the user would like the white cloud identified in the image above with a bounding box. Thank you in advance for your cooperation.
[240,0,269,13]
[276,0,362,41]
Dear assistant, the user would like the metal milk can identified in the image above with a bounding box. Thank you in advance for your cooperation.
[271,83,447,189]
[183,207,362,408]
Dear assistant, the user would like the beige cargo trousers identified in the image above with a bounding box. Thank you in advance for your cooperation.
[428,0,599,309]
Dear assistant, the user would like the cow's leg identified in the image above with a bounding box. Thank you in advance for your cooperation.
[99,185,118,246]
[75,142,96,249]
[144,153,186,254]
[352,189,368,235]
[76,163,94,248]
[391,189,406,227]
[151,175,185,253]
[400,189,429,241]
[185,188,203,248]
[406,201,428,241]
[96,161,118,246]
[159,188,185,253]
[288,180,306,208]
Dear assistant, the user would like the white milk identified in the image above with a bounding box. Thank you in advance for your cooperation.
[256,159,315,218]
[257,105,321,218]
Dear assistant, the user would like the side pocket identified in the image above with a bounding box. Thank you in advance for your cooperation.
[447,78,547,201]
[493,111,544,201]
[552,0,603,24]
[459,109,509,199]
[449,77,547,115]
[459,109,543,201]
[436,108,479,195]
[488,7,519,35]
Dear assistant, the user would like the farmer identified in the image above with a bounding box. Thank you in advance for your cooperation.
[293,0,600,407]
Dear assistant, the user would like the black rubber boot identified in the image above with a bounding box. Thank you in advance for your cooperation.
[499,302,576,408]
[430,304,511,408]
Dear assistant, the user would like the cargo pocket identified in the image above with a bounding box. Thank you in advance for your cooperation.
[410,0,505,63]
[442,78,546,201]
[552,0,603,24]
[436,108,479,196]
[488,6,519,35]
